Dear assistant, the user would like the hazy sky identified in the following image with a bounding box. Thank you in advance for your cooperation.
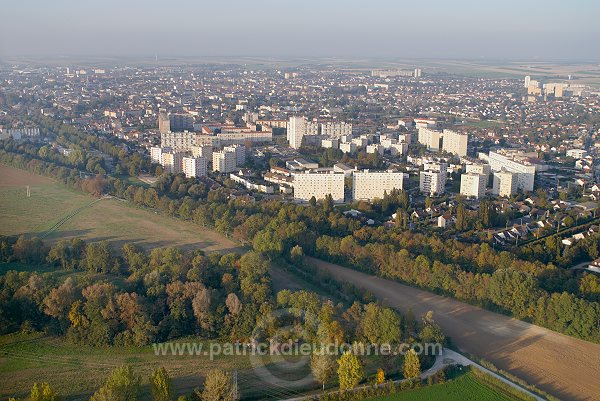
[1,0,599,60]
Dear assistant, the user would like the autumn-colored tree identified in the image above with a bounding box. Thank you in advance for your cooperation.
[403,349,421,379]
[198,369,237,401]
[91,365,140,401]
[43,277,78,321]
[30,382,59,401]
[150,367,173,401]
[225,293,242,316]
[310,352,337,390]
[375,368,385,384]
[337,352,363,390]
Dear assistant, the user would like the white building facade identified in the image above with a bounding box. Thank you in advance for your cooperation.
[485,151,536,192]
[182,156,207,178]
[442,129,468,157]
[353,170,405,201]
[492,169,518,197]
[212,150,237,173]
[293,171,345,203]
[460,172,486,199]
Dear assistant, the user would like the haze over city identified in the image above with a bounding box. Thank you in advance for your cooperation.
[1,0,600,60]
[2,2,600,401]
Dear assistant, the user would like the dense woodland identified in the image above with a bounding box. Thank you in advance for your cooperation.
[0,235,451,399]
[0,235,446,350]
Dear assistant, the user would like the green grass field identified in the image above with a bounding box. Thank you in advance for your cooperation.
[365,371,515,401]
[0,164,242,253]
[0,332,318,401]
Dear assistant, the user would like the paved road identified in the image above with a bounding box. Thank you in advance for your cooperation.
[306,257,600,401]
[439,349,545,401]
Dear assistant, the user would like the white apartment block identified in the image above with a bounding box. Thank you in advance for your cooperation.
[216,130,272,145]
[230,174,274,193]
[191,145,213,160]
[287,116,318,149]
[293,171,345,203]
[398,133,412,144]
[414,118,438,130]
[420,171,445,195]
[320,122,352,138]
[333,163,355,177]
[161,132,196,151]
[465,163,491,179]
[340,142,357,154]
[366,144,385,155]
[493,169,518,197]
[224,144,246,166]
[423,161,448,175]
[150,146,172,164]
[353,170,405,201]
[460,173,486,199]
[161,151,184,174]
[321,139,339,149]
[442,129,468,157]
[182,156,207,178]
[212,150,237,173]
[418,128,441,151]
[381,139,408,156]
[0,127,40,139]
[566,149,588,159]
[420,162,447,195]
[484,150,536,192]
[352,137,369,147]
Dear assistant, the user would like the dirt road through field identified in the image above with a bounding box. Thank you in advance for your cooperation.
[305,257,600,401]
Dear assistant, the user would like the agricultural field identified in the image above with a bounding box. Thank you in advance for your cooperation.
[365,371,516,401]
[0,332,316,401]
[0,164,242,253]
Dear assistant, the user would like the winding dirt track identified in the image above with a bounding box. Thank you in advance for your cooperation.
[305,257,600,401]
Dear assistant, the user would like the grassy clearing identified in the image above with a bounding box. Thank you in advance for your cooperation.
[365,371,515,401]
[0,332,329,401]
[0,164,242,254]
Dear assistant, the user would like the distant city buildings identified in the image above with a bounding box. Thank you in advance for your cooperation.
[158,109,194,133]
[0,127,40,140]
[371,68,423,78]
[320,122,352,138]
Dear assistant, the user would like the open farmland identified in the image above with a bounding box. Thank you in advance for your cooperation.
[306,257,600,401]
[0,164,242,253]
